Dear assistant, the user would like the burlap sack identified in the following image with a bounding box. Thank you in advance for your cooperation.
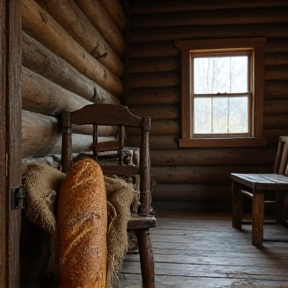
[22,161,138,287]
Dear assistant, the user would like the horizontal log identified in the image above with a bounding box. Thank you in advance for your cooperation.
[22,32,119,105]
[130,57,180,73]
[130,0,288,14]
[130,105,179,120]
[153,184,231,202]
[127,87,180,106]
[129,72,180,88]
[98,0,126,31]
[130,24,288,43]
[76,0,125,57]
[127,135,179,150]
[264,99,288,115]
[22,110,116,158]
[152,120,180,135]
[264,128,288,146]
[131,7,288,29]
[265,66,288,81]
[265,52,288,66]
[127,120,180,136]
[22,110,66,158]
[128,130,283,151]
[151,165,270,184]
[266,38,288,53]
[150,147,275,167]
[130,41,179,58]
[37,0,123,77]
[22,67,92,116]
[22,69,117,136]
[22,0,123,96]
[265,81,288,99]
[264,114,288,129]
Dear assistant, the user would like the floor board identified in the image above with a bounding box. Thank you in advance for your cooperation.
[120,203,288,288]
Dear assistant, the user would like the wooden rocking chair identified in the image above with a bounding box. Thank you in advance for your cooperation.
[61,104,156,288]
[231,136,288,246]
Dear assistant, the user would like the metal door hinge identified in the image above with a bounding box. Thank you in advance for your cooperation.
[11,186,26,210]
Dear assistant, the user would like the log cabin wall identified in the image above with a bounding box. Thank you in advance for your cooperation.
[21,0,127,161]
[125,0,288,206]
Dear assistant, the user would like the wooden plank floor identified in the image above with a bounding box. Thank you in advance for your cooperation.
[120,202,288,288]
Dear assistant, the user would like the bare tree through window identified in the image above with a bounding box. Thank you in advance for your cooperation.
[193,55,249,135]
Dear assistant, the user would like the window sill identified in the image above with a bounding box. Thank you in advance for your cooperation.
[179,137,266,148]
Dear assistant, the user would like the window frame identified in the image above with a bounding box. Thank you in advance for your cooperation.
[175,38,266,148]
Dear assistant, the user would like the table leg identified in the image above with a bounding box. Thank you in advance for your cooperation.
[252,190,264,246]
[232,181,243,229]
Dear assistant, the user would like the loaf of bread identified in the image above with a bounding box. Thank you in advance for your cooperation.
[58,158,107,288]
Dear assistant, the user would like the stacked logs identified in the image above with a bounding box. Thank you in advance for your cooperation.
[126,0,288,203]
[22,0,126,159]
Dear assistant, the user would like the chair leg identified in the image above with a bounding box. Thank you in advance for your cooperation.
[232,181,243,229]
[134,229,155,288]
[252,190,264,246]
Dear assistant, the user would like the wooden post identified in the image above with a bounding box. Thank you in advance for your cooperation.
[0,0,22,287]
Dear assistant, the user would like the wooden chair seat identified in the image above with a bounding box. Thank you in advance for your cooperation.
[128,214,157,230]
[231,136,288,246]
[61,104,156,288]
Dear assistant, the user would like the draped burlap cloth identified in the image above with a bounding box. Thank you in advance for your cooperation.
[22,162,138,287]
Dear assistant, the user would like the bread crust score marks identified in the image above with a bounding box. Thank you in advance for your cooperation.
[58,158,107,288]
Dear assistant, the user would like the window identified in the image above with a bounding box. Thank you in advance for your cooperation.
[175,38,266,147]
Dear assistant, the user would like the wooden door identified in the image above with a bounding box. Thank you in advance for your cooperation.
[0,0,22,287]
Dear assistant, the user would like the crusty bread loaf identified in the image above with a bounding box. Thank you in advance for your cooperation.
[58,158,107,288]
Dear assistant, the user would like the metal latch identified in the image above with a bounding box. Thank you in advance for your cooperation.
[11,186,26,210]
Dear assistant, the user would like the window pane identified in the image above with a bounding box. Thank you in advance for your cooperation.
[194,98,211,133]
[228,97,248,133]
[212,98,228,133]
[194,56,248,94]
[194,96,248,134]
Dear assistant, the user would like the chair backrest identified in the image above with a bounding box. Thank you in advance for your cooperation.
[61,104,152,215]
[273,136,288,175]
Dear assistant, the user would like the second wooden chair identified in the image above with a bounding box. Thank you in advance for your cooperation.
[231,136,288,246]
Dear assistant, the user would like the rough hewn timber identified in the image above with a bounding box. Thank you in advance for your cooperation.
[150,148,274,167]
[131,7,288,28]
[127,87,180,106]
[36,0,124,77]
[130,0,288,14]
[98,0,126,31]
[152,184,231,202]
[130,41,179,58]
[22,0,123,96]
[151,166,270,184]
[130,57,180,73]
[130,24,288,43]
[22,110,117,158]
[129,72,180,88]
[22,67,92,116]
[22,32,119,104]
[130,105,179,120]
[76,0,125,57]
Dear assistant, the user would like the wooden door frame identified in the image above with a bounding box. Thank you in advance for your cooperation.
[0,0,22,287]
